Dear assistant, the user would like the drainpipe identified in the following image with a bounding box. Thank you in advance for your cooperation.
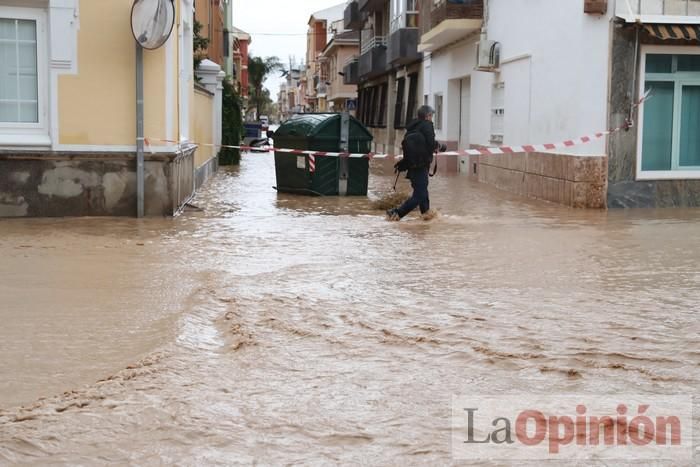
[628,25,640,129]
[136,44,145,218]
[481,0,489,41]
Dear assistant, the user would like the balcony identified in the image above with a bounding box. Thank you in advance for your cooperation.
[388,28,420,65]
[359,36,388,79]
[615,0,700,21]
[343,57,359,85]
[359,0,384,13]
[419,0,484,53]
[344,0,362,30]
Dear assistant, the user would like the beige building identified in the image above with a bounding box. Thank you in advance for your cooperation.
[320,30,359,113]
[0,0,223,217]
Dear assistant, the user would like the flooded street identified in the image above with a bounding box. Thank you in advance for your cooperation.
[1,153,699,465]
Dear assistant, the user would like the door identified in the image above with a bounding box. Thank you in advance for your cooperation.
[459,77,471,150]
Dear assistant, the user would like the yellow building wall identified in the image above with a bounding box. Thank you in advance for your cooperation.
[193,89,214,167]
[58,0,178,147]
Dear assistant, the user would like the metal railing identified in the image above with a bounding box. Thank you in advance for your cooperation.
[619,0,700,16]
[344,55,359,66]
[360,35,387,55]
[390,12,420,33]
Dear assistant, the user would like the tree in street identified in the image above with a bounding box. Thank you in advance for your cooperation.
[248,55,282,120]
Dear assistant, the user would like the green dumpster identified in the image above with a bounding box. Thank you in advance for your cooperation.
[273,113,373,196]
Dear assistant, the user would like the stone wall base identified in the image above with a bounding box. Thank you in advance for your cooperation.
[474,152,608,209]
[0,147,198,218]
[195,155,218,190]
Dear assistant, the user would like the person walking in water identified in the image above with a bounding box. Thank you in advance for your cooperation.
[387,105,440,221]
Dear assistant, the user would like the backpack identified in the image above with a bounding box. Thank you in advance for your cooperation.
[395,128,427,173]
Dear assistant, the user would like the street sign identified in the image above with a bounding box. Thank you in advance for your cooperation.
[346,99,357,111]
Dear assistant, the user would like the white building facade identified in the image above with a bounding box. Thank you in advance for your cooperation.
[422,0,700,208]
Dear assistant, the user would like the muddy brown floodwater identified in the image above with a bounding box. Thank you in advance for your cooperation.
[1,154,699,465]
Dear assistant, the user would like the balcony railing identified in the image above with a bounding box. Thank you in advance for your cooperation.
[343,57,359,85]
[390,11,419,33]
[420,0,484,52]
[360,35,387,55]
[359,0,384,13]
[388,27,420,65]
[616,0,700,16]
[430,0,484,30]
[344,0,362,30]
[359,35,388,79]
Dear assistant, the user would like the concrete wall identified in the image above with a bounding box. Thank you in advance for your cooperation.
[607,25,700,207]
[0,148,196,218]
[193,87,215,168]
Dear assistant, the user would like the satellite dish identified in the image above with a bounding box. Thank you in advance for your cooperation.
[131,0,175,50]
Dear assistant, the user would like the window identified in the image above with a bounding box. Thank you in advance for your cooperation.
[640,50,700,177]
[0,17,38,123]
[405,73,418,124]
[377,83,388,127]
[390,0,419,32]
[0,7,48,145]
[394,77,405,129]
[369,86,378,125]
[434,94,443,130]
[358,87,365,124]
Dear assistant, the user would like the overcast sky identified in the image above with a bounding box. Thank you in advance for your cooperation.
[231,0,345,97]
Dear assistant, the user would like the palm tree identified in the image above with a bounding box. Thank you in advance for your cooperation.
[248,55,283,120]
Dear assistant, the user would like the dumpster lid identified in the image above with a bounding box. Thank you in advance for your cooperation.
[275,113,372,140]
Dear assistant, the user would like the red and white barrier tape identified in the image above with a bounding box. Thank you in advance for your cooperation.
[145,91,650,173]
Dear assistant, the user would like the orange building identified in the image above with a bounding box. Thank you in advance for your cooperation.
[194,0,225,66]
[232,26,251,98]
[304,3,345,112]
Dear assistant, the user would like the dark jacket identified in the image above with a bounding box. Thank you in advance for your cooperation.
[405,118,438,167]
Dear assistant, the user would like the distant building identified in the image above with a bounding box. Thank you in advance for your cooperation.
[305,3,346,112]
[320,30,360,114]
[231,26,251,100]
[194,0,226,67]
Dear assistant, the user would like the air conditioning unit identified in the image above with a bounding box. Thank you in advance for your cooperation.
[476,40,501,72]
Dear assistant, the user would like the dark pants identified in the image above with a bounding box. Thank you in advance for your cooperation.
[397,168,430,218]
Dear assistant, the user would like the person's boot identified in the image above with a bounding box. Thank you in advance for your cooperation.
[386,209,401,221]
[421,209,438,221]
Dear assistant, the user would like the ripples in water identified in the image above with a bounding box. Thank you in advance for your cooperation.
[1,154,699,464]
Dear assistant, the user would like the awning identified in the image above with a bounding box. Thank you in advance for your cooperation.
[644,23,700,41]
